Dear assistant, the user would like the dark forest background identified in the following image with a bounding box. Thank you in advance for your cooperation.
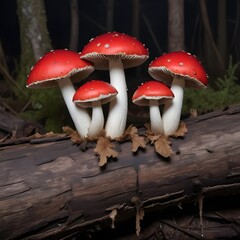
[0,0,240,133]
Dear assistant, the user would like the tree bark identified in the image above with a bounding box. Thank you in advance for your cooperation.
[199,0,225,78]
[106,0,114,31]
[1,105,240,239]
[69,0,79,51]
[217,0,227,66]
[167,0,185,51]
[17,0,52,89]
[132,0,140,39]
[17,0,51,62]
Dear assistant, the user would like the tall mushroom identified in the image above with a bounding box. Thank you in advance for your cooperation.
[132,81,174,134]
[26,49,94,137]
[73,80,118,138]
[80,32,149,139]
[148,51,208,135]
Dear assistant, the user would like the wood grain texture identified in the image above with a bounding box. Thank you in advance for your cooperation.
[1,105,240,239]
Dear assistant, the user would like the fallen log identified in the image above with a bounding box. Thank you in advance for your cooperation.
[0,107,45,139]
[0,105,240,239]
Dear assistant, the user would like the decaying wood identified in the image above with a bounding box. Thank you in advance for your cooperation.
[1,105,240,239]
[0,108,45,139]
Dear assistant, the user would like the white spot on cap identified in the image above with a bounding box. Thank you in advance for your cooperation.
[97,43,101,47]
[167,59,171,63]
[179,62,184,66]
[104,44,110,48]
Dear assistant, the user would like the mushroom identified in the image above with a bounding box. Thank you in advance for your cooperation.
[26,49,94,137]
[132,81,174,134]
[80,32,149,138]
[73,80,118,138]
[148,51,208,135]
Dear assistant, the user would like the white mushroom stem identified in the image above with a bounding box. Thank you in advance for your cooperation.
[57,78,91,137]
[162,77,185,135]
[149,100,164,134]
[105,58,128,138]
[88,101,104,137]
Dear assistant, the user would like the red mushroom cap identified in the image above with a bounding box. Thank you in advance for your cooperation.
[148,51,208,89]
[26,49,94,88]
[132,81,174,106]
[73,80,118,107]
[80,32,149,70]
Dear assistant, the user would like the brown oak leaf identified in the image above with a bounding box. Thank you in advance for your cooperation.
[62,126,82,143]
[171,121,188,137]
[94,136,118,166]
[154,135,173,157]
[116,125,146,152]
[127,125,146,152]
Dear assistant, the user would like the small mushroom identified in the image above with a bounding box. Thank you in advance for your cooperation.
[26,49,94,137]
[132,81,174,134]
[73,80,118,138]
[80,32,149,138]
[148,51,208,135]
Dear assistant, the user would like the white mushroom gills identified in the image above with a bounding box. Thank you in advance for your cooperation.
[57,78,91,137]
[105,58,128,138]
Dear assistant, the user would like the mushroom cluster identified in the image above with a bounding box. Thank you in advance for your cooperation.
[26,34,208,164]
[148,51,208,135]
[80,32,149,139]
[73,80,118,138]
[26,49,94,138]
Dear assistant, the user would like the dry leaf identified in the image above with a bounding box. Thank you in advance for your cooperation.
[154,135,173,158]
[190,108,198,118]
[109,209,117,229]
[31,131,65,139]
[62,126,82,143]
[131,196,144,236]
[116,125,146,152]
[171,121,188,137]
[146,133,159,144]
[131,134,146,152]
[136,207,144,236]
[94,136,118,166]
[127,125,146,152]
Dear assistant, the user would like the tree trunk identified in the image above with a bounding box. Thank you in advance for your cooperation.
[167,0,185,51]
[106,0,114,31]
[17,0,51,62]
[132,0,140,39]
[1,105,240,239]
[199,0,225,78]
[17,0,52,89]
[69,0,79,51]
[217,0,227,66]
